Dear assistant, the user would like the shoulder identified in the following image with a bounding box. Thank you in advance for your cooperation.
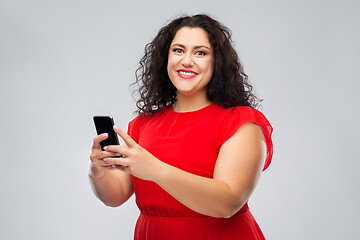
[129,105,171,129]
[217,105,271,128]
[210,105,266,124]
[215,105,273,171]
[218,105,264,117]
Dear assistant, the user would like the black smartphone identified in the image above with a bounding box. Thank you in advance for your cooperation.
[93,116,120,150]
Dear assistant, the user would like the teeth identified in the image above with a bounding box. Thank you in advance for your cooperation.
[179,71,196,76]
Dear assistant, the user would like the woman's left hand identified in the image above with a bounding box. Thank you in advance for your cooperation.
[102,125,162,181]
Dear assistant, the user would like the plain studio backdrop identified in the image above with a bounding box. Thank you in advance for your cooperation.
[0,0,359,239]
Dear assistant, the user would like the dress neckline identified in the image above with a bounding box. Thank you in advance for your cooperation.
[169,103,217,116]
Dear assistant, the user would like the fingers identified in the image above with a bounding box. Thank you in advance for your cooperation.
[91,126,135,171]
[103,157,131,168]
[113,126,137,147]
[92,133,108,150]
[90,133,117,165]
[92,151,120,166]
[104,145,131,158]
[90,148,117,164]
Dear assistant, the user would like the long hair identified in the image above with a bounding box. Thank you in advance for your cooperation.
[133,14,261,115]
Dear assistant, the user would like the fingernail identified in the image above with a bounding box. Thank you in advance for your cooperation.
[115,153,121,156]
[103,146,107,150]
[102,133,108,137]
[113,125,119,130]
[112,164,116,168]
[103,158,107,162]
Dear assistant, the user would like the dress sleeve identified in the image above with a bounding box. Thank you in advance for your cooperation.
[218,107,273,171]
[127,116,142,143]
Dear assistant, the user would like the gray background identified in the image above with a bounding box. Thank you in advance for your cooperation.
[1,0,359,239]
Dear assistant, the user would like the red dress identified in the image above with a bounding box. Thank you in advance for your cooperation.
[127,104,273,240]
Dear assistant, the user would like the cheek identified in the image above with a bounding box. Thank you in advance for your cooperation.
[167,56,173,77]
[167,54,175,69]
[167,62,170,75]
[201,59,214,76]
[167,55,179,79]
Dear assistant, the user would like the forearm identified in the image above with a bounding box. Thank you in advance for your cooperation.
[89,167,133,207]
[153,163,245,218]
[101,124,263,216]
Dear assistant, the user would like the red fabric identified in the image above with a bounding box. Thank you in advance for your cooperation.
[127,104,273,240]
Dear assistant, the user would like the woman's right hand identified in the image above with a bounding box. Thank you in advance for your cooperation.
[89,133,120,178]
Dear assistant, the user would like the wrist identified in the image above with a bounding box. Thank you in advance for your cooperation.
[152,160,172,184]
[89,164,107,179]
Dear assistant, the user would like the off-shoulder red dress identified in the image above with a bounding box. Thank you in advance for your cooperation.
[127,104,273,240]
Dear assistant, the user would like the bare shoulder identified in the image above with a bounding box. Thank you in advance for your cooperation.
[219,121,265,160]
[214,121,266,181]
[231,121,265,143]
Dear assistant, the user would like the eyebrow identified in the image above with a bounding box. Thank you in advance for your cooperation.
[171,43,211,51]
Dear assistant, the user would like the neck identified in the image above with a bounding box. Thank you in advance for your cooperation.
[173,92,212,112]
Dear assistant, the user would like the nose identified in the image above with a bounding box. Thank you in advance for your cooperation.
[181,53,193,67]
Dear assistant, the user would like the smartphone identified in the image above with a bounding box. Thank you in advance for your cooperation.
[93,116,120,150]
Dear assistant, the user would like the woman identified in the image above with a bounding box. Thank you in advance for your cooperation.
[89,14,273,240]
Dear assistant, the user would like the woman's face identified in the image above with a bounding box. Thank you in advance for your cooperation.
[167,27,214,99]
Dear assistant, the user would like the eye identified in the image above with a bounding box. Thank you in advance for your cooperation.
[172,48,184,54]
[195,51,207,56]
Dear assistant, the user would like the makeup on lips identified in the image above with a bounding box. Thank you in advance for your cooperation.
[177,69,198,79]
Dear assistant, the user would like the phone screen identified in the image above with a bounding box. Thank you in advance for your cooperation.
[93,116,120,150]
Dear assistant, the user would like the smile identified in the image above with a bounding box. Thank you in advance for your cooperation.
[177,70,197,79]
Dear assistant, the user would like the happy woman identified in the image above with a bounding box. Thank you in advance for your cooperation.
[89,14,273,240]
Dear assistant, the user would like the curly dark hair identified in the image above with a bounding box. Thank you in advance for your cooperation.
[133,14,261,115]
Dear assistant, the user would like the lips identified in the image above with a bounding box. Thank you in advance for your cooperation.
[177,69,198,79]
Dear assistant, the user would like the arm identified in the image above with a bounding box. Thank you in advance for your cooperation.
[89,133,134,207]
[105,123,265,217]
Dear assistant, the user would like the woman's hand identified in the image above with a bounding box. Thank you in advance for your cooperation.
[98,123,265,218]
[89,133,122,178]
[102,126,163,181]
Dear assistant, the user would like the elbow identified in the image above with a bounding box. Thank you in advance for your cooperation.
[222,210,237,219]
[93,194,123,208]
[98,190,133,208]
[104,201,121,208]
[215,205,238,218]
[103,199,124,208]
[212,201,246,218]
[101,192,133,208]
